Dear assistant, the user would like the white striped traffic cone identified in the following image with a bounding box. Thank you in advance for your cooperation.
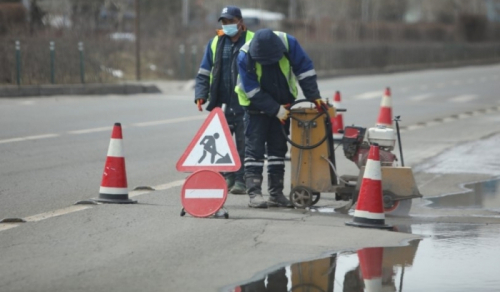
[94,123,136,204]
[331,91,344,140]
[357,247,384,292]
[346,144,392,229]
[376,87,393,128]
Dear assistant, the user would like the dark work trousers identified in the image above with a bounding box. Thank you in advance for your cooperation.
[223,113,245,183]
[244,113,289,178]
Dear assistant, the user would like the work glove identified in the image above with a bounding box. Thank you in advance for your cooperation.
[276,104,290,125]
[314,98,327,113]
[196,99,206,111]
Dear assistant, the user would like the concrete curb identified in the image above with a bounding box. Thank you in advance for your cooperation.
[0,83,161,98]
[316,58,500,78]
[2,58,499,98]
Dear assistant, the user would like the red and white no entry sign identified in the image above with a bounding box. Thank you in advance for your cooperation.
[181,170,228,218]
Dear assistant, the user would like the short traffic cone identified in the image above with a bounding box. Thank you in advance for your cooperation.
[357,247,384,292]
[346,144,392,229]
[331,91,344,140]
[94,123,137,204]
[376,87,392,128]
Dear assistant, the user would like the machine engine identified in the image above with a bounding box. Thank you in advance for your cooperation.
[342,125,397,168]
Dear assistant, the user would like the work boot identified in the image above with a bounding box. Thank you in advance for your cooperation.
[267,174,293,208]
[213,207,227,218]
[249,194,268,208]
[246,175,267,208]
[230,180,246,195]
[225,175,235,190]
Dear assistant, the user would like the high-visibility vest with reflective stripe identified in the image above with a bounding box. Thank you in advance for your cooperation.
[235,31,298,106]
[208,31,255,86]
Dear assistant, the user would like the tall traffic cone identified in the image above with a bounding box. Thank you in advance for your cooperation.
[346,144,392,229]
[331,91,344,140]
[94,123,137,204]
[376,87,392,128]
[357,247,384,292]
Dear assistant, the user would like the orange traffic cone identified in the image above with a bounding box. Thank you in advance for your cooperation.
[94,123,137,204]
[331,91,344,140]
[346,144,392,229]
[357,247,384,292]
[376,87,392,128]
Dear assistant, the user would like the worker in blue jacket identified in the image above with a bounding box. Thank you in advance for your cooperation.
[195,6,254,194]
[235,28,326,208]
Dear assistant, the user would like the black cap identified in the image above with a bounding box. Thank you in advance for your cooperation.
[218,6,242,21]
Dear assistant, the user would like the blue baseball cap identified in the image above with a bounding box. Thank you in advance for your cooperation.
[218,6,242,21]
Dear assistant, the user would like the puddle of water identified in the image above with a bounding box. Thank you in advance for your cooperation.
[224,223,500,292]
[426,178,500,212]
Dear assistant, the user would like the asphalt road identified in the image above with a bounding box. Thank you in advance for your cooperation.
[1,64,500,291]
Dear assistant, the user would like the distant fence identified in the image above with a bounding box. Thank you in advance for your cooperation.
[1,36,500,85]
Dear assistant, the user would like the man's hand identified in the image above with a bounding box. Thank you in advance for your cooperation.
[314,99,327,113]
[276,104,290,125]
[196,99,206,111]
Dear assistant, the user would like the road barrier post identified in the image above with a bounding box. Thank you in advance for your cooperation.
[191,45,197,78]
[50,41,55,84]
[179,44,185,79]
[78,42,85,84]
[15,41,21,86]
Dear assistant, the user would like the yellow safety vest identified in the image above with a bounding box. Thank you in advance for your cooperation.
[209,31,255,86]
[234,31,298,106]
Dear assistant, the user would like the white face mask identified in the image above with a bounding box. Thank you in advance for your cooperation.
[222,22,240,37]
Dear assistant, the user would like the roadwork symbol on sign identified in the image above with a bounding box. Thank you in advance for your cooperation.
[181,170,227,217]
[176,107,241,172]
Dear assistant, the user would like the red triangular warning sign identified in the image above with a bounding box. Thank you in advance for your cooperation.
[176,108,241,172]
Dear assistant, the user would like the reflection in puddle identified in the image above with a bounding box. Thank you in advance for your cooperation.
[426,178,500,211]
[225,224,500,292]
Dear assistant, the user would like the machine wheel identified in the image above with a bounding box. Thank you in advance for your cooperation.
[383,191,412,216]
[311,192,321,206]
[290,186,314,208]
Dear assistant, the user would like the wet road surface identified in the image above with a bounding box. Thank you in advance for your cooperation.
[226,222,500,292]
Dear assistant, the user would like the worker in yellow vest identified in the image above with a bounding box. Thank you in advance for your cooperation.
[195,6,254,194]
[235,28,326,208]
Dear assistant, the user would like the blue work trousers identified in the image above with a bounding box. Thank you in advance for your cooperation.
[244,113,289,178]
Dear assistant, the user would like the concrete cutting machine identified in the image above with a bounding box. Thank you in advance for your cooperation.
[285,99,422,216]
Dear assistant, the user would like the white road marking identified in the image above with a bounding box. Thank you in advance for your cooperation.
[154,180,185,191]
[0,115,206,145]
[24,205,92,222]
[132,115,206,126]
[353,91,382,100]
[68,126,113,134]
[0,133,59,144]
[406,124,425,130]
[129,179,185,198]
[442,116,457,122]
[409,93,433,101]
[0,179,186,232]
[425,121,440,126]
[449,94,478,103]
